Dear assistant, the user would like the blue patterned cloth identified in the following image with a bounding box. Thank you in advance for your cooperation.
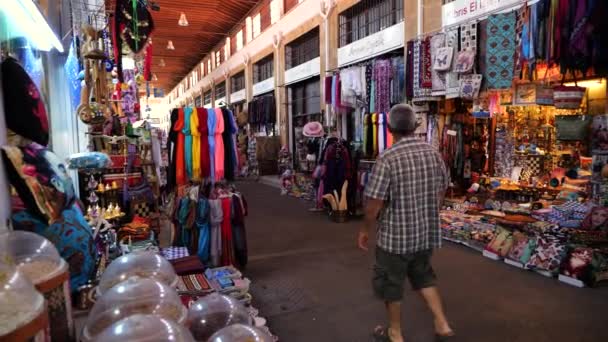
[485,12,516,89]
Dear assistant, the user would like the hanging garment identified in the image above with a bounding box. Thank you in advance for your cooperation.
[183,107,193,181]
[322,140,353,199]
[386,111,394,148]
[372,113,379,157]
[196,198,211,263]
[190,107,201,181]
[430,33,447,95]
[485,12,517,89]
[209,199,223,267]
[168,109,179,190]
[177,197,192,248]
[197,108,211,178]
[363,114,370,157]
[421,37,433,89]
[173,108,186,185]
[324,76,332,104]
[445,29,461,99]
[374,60,392,114]
[207,108,217,183]
[221,108,238,181]
[231,194,248,269]
[365,64,373,110]
[220,197,235,266]
[405,40,415,100]
[214,108,225,181]
[378,113,386,155]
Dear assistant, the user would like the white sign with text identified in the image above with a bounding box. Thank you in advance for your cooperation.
[284,57,321,85]
[338,22,404,67]
[442,0,526,27]
[253,77,275,96]
[230,89,246,103]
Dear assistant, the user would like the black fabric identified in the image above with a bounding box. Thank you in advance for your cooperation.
[231,195,248,269]
[1,57,49,146]
[247,94,276,126]
[167,109,179,192]
[221,108,236,182]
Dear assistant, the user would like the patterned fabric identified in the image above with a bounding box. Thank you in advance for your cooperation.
[373,59,392,114]
[161,246,190,260]
[365,137,449,254]
[405,40,414,100]
[12,204,97,292]
[430,33,447,95]
[485,12,516,89]
[2,143,76,222]
[525,235,567,274]
[421,37,433,88]
[445,28,461,99]
[460,22,478,51]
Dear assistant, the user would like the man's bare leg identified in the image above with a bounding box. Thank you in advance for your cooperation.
[386,301,404,342]
[419,287,454,336]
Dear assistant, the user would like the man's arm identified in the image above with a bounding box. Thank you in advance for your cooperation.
[359,158,390,251]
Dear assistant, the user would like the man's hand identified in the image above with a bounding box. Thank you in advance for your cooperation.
[358,230,369,251]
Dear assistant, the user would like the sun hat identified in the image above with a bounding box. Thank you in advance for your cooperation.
[302,121,324,138]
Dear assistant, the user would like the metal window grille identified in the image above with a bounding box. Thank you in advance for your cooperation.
[285,27,320,69]
[338,0,404,48]
[254,55,274,83]
[215,81,226,99]
[231,71,246,92]
[204,91,212,105]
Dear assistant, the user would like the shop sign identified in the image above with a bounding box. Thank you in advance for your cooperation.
[253,77,275,96]
[442,0,526,27]
[285,57,321,85]
[338,22,405,67]
[215,97,226,107]
[231,89,246,103]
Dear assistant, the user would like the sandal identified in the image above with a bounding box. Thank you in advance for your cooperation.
[372,326,391,342]
[435,332,456,342]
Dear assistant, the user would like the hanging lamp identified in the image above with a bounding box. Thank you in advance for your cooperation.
[159,59,166,67]
[178,12,189,26]
[167,40,175,50]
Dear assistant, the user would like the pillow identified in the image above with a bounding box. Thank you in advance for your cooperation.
[1,57,49,145]
[12,204,97,292]
[2,143,75,222]
[525,236,567,274]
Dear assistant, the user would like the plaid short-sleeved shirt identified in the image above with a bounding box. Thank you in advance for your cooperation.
[365,137,449,254]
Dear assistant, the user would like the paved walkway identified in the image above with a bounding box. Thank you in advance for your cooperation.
[240,181,608,342]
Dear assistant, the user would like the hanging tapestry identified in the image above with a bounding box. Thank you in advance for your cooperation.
[405,40,414,100]
[445,28,461,99]
[460,22,478,52]
[431,33,447,96]
[485,12,516,90]
[478,19,488,89]
[421,37,433,88]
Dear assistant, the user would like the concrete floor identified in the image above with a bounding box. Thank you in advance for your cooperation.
[240,181,608,342]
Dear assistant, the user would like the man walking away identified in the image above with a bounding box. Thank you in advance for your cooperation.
[358,104,454,342]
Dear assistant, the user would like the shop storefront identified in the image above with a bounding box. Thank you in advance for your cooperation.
[409,0,608,288]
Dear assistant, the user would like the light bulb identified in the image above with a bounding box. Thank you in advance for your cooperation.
[167,40,175,50]
[178,12,189,26]
[159,59,166,67]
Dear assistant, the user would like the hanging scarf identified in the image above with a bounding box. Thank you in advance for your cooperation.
[196,198,211,263]
[220,197,235,266]
[190,107,201,181]
[378,113,386,155]
[214,108,225,181]
[208,199,223,267]
[372,113,379,157]
[207,109,217,183]
[174,109,186,185]
[183,107,193,181]
[197,108,211,179]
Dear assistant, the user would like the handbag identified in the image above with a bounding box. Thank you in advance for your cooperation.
[554,72,586,109]
[459,74,483,100]
[453,48,476,73]
[555,115,591,141]
[433,46,453,71]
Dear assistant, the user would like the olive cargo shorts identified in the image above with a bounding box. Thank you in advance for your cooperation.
[373,247,437,302]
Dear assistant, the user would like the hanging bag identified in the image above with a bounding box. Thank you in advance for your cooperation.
[555,115,592,141]
[433,46,454,71]
[553,72,586,109]
[536,67,554,106]
[459,74,483,100]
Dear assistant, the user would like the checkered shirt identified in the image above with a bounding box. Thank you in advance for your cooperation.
[365,137,449,254]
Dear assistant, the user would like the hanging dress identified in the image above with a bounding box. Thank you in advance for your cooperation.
[209,199,223,267]
[173,108,186,185]
[190,107,201,181]
[183,107,193,181]
[222,108,238,181]
[220,197,235,266]
[214,108,225,181]
[207,109,217,183]
[195,197,211,263]
[231,194,248,269]
[197,108,211,179]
